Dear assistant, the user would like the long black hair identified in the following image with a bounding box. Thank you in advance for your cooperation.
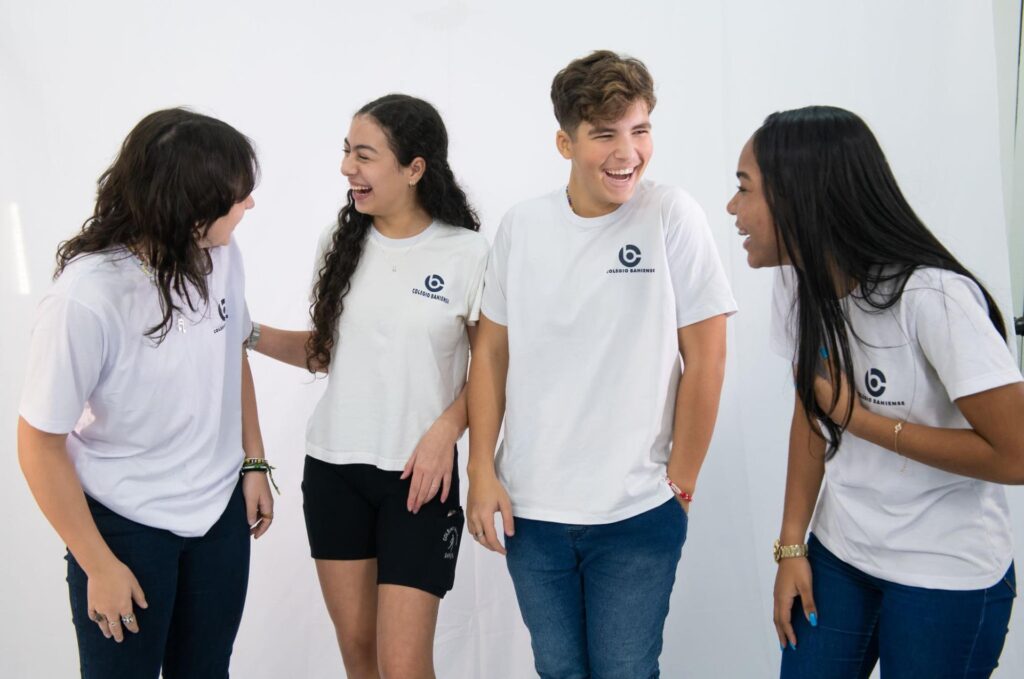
[754,105,1005,459]
[306,94,480,371]
[56,108,259,342]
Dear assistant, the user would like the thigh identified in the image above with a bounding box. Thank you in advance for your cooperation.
[376,461,464,599]
[781,536,880,679]
[878,563,1017,679]
[505,517,589,679]
[582,499,685,679]
[163,483,251,679]
[302,456,378,560]
[66,496,183,679]
[316,559,379,662]
[376,584,441,679]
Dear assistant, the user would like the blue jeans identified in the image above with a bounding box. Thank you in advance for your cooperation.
[781,534,1017,679]
[66,481,251,679]
[506,498,686,679]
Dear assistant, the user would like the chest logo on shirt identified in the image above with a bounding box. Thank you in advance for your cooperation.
[213,297,228,334]
[607,243,655,275]
[859,367,905,406]
[412,274,450,304]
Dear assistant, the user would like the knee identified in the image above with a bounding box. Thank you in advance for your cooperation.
[337,634,377,677]
[378,652,434,679]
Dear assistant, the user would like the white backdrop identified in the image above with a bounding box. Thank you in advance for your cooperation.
[2,1,1022,677]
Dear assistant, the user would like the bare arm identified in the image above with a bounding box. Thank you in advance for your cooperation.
[241,351,273,537]
[666,314,728,510]
[465,314,514,554]
[401,326,478,513]
[251,324,317,371]
[818,377,1024,484]
[774,395,826,650]
[18,417,147,640]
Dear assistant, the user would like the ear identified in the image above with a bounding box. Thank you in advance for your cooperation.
[407,157,426,186]
[555,129,574,160]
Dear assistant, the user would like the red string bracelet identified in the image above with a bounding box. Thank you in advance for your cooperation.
[666,477,693,503]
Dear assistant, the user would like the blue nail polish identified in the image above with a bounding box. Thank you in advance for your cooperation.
[789,642,797,651]
[819,346,829,359]
[809,612,818,627]
[780,643,785,651]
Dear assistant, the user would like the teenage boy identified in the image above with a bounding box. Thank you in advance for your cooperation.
[466,50,737,677]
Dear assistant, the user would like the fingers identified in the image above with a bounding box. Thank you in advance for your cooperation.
[252,492,274,539]
[407,468,425,513]
[797,581,818,629]
[120,608,140,635]
[130,580,149,610]
[400,454,415,480]
[440,471,451,504]
[773,595,797,650]
[498,496,515,539]
[105,613,125,643]
[90,610,112,639]
[245,490,259,527]
[478,515,506,555]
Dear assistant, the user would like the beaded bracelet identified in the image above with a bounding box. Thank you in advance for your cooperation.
[666,476,694,503]
[241,457,280,494]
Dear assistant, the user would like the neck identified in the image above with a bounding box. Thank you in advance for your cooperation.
[373,206,433,239]
[566,172,620,218]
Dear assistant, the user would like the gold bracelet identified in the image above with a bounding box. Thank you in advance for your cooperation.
[893,421,904,454]
[773,539,808,563]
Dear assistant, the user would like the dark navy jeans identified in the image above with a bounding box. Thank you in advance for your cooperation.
[781,534,1016,679]
[506,498,686,679]
[66,481,251,679]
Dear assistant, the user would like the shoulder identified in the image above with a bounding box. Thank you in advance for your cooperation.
[500,188,564,230]
[902,267,988,309]
[53,249,135,311]
[636,182,706,225]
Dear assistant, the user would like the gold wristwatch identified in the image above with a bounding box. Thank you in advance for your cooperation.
[773,539,808,563]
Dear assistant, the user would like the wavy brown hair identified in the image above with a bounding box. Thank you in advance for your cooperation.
[56,108,258,342]
[550,50,657,135]
[306,94,480,372]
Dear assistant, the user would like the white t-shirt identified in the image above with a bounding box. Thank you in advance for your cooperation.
[770,266,1021,589]
[19,239,251,538]
[305,221,489,470]
[481,181,738,524]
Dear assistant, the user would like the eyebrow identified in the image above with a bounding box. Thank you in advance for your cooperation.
[587,122,652,136]
[736,171,751,180]
[343,138,378,154]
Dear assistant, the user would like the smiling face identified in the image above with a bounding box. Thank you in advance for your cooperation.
[198,194,254,248]
[340,114,424,219]
[727,137,789,268]
[557,99,652,217]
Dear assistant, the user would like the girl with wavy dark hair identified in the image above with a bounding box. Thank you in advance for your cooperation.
[18,108,273,679]
[250,94,486,677]
[728,105,1023,678]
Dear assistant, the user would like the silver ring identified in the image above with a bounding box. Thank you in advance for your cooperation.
[121,613,135,626]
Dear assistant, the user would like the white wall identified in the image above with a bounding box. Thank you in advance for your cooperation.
[2,1,1021,677]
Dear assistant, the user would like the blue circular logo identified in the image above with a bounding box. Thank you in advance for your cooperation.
[424,274,445,293]
[618,244,642,268]
[865,368,886,397]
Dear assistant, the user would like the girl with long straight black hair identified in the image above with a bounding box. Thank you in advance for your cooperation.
[18,108,273,679]
[249,94,487,678]
[728,105,1023,678]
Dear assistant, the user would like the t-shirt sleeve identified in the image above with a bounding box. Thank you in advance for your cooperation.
[769,266,799,361]
[480,214,511,326]
[911,273,1022,402]
[19,294,107,434]
[465,240,490,326]
[663,189,738,328]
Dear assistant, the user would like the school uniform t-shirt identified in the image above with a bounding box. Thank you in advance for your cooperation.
[305,222,489,470]
[482,181,737,524]
[770,266,1021,589]
[19,239,251,538]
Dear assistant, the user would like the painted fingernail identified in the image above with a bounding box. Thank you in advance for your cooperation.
[789,642,797,650]
[780,643,785,651]
[819,346,829,359]
[809,612,818,627]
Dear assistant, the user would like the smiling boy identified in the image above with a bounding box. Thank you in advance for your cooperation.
[466,50,736,677]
